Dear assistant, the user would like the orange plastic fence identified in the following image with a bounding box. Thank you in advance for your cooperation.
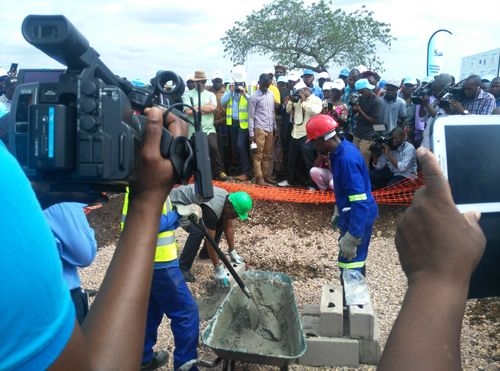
[83,203,103,214]
[212,172,425,206]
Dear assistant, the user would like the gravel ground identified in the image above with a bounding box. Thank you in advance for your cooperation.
[81,195,500,370]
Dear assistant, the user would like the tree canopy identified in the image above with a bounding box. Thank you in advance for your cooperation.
[221,0,395,73]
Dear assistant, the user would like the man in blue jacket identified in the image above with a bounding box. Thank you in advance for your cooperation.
[306,114,378,275]
[43,202,97,324]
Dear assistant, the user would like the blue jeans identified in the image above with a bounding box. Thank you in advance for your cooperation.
[229,121,250,175]
[143,262,199,369]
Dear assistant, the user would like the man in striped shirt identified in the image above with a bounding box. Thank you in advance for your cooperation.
[249,73,277,186]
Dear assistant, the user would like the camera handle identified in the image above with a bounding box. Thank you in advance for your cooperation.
[162,103,213,200]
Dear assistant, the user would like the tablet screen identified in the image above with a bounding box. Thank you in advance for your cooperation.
[445,124,500,205]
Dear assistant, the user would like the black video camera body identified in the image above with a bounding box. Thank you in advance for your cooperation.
[369,134,392,157]
[9,15,213,199]
[436,80,465,112]
[410,82,433,105]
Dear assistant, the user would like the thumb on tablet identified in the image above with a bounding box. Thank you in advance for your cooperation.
[417,147,453,201]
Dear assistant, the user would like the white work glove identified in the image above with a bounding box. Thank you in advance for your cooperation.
[175,204,202,228]
[339,231,362,261]
[214,264,229,288]
[229,249,245,264]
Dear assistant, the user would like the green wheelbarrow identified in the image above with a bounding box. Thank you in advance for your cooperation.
[201,270,306,370]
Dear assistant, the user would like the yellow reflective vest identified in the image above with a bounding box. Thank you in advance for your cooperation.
[225,95,249,129]
[121,190,177,263]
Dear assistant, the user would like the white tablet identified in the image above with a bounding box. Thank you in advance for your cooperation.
[432,115,500,214]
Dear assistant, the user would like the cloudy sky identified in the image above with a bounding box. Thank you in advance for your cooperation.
[1,0,499,84]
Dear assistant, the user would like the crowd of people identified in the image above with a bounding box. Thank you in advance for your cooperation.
[0,62,494,370]
[174,65,499,194]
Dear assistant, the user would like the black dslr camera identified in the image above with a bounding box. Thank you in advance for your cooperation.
[291,88,302,103]
[234,81,245,92]
[348,92,361,106]
[369,134,392,157]
[9,15,213,199]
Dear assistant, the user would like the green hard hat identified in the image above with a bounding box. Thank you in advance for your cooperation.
[228,191,253,220]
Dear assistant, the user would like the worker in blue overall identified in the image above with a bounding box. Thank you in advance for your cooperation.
[306,114,378,275]
[121,191,201,371]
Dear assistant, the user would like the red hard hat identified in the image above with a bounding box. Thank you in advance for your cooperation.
[306,114,339,143]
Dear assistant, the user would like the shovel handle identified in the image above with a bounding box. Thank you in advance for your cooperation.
[190,217,251,299]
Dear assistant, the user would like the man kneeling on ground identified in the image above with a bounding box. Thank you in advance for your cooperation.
[370,127,417,190]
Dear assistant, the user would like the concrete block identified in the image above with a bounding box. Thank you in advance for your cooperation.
[359,320,381,365]
[299,336,359,367]
[319,284,343,337]
[301,314,321,337]
[348,301,377,339]
[214,260,246,294]
[302,304,320,316]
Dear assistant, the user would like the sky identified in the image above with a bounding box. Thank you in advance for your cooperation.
[1,0,499,85]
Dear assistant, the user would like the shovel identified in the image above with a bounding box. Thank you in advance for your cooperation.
[189,217,281,340]
[189,217,252,298]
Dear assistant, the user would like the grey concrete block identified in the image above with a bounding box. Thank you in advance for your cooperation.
[302,304,320,316]
[348,301,377,340]
[214,261,246,293]
[319,284,343,337]
[301,314,321,337]
[299,336,360,367]
[359,320,381,364]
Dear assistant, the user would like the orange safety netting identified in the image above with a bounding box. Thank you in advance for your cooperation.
[212,172,425,206]
[84,172,424,215]
[83,203,103,214]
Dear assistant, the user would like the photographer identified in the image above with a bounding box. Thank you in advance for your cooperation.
[278,80,323,188]
[448,74,496,115]
[351,78,383,167]
[221,77,251,181]
[370,127,417,190]
[418,73,453,149]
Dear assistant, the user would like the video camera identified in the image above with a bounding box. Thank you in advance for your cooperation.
[436,80,465,112]
[410,81,434,105]
[9,15,213,199]
[369,133,392,157]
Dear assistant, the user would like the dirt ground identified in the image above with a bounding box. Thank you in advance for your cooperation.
[84,193,500,370]
[87,193,405,247]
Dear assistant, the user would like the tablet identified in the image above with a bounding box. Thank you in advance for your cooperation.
[432,115,500,213]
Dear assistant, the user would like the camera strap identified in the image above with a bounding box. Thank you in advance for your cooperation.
[168,136,195,183]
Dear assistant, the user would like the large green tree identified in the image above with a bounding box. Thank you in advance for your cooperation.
[221,0,395,73]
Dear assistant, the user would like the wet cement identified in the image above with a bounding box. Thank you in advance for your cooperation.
[202,271,305,364]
